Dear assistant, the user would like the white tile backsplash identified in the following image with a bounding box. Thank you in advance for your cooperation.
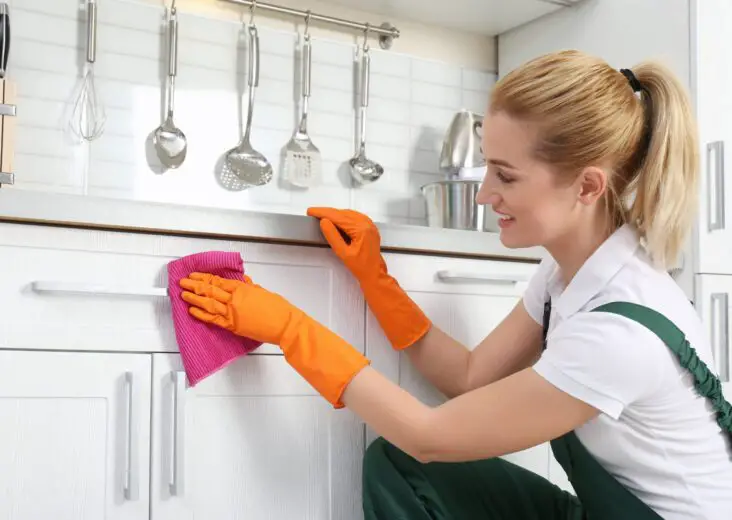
[412,59,463,88]
[10,0,496,226]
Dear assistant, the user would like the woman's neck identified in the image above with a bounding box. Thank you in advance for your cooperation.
[546,217,616,287]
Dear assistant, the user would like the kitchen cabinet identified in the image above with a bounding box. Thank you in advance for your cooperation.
[150,354,364,520]
[0,222,554,519]
[365,252,551,479]
[0,350,152,520]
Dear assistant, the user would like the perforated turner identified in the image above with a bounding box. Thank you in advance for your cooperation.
[283,27,321,188]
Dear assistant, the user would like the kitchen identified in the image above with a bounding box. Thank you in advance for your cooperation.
[0,0,730,518]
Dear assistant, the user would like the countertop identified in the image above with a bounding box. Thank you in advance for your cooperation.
[0,190,546,262]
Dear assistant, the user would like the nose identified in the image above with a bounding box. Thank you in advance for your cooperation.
[475,171,500,206]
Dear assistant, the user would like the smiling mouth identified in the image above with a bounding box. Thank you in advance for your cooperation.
[494,210,515,222]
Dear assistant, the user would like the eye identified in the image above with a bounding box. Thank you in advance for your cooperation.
[496,170,514,184]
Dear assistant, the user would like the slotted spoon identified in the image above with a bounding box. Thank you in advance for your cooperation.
[220,23,272,190]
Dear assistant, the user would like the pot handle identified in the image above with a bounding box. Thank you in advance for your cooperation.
[473,119,484,157]
[473,119,483,137]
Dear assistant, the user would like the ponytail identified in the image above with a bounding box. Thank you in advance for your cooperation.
[626,62,699,269]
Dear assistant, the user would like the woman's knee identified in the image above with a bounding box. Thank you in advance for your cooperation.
[363,437,393,481]
[363,437,408,482]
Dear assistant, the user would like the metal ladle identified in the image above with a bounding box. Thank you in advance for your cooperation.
[220,3,272,188]
[153,2,187,169]
[349,26,383,185]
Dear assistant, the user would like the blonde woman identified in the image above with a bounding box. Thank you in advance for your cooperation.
[180,50,732,519]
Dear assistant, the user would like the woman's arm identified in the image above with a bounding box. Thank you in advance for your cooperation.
[304,208,544,399]
[342,364,598,463]
[180,271,570,464]
[405,301,544,398]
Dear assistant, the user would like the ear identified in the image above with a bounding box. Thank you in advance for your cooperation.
[575,166,607,205]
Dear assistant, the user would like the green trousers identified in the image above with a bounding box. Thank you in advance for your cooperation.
[362,436,585,520]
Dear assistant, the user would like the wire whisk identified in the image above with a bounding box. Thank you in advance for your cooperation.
[70,0,105,141]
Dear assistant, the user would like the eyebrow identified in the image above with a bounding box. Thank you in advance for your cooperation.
[487,158,517,169]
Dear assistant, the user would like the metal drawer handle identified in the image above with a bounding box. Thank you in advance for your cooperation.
[32,281,168,298]
[436,270,527,284]
[170,371,186,496]
[707,141,726,231]
[123,372,139,501]
[711,293,730,383]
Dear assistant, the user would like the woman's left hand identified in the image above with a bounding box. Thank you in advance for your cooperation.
[180,271,370,408]
[179,272,301,345]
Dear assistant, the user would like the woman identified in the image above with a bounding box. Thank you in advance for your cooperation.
[179,50,732,519]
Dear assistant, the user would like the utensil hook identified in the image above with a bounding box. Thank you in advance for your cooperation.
[304,10,311,35]
[249,0,257,25]
[170,0,177,10]
[362,23,370,52]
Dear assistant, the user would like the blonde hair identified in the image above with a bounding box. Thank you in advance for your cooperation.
[490,50,699,269]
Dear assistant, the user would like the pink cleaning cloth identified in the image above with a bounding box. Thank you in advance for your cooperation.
[167,251,262,386]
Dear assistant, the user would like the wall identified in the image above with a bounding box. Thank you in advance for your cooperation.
[497,0,690,87]
[10,0,497,226]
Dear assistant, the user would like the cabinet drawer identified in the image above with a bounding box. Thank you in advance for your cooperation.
[383,252,539,297]
[0,223,364,355]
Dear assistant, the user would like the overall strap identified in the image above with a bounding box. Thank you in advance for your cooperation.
[592,302,732,440]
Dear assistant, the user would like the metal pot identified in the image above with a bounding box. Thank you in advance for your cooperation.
[420,179,499,232]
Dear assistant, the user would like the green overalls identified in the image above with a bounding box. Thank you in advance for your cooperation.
[362,301,732,519]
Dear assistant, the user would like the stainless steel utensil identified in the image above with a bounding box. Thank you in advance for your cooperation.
[439,110,485,176]
[283,19,321,188]
[0,3,10,79]
[349,33,383,185]
[70,0,105,141]
[421,179,499,232]
[221,23,272,189]
[153,4,187,169]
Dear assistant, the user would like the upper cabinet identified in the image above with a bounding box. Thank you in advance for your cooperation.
[318,0,575,35]
[692,0,732,275]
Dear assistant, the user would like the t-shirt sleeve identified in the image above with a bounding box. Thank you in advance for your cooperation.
[521,257,557,325]
[533,310,665,419]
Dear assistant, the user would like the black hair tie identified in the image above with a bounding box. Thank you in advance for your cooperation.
[620,68,642,93]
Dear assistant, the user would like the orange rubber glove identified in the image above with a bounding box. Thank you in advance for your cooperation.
[179,272,369,408]
[306,207,431,350]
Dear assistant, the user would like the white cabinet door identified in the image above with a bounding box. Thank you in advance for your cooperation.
[694,0,732,274]
[693,275,732,398]
[0,350,151,520]
[365,253,551,479]
[150,354,364,520]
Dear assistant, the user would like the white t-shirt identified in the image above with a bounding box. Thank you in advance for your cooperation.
[525,224,732,520]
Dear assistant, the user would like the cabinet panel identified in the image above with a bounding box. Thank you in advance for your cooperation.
[151,354,364,520]
[0,223,363,356]
[693,275,732,396]
[366,253,550,479]
[694,0,732,274]
[0,350,151,520]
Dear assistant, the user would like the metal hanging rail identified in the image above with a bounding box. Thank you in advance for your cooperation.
[219,0,400,49]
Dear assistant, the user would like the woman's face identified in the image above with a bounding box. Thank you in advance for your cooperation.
[476,111,599,250]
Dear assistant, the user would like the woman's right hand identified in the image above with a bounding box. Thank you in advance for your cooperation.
[306,207,387,284]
